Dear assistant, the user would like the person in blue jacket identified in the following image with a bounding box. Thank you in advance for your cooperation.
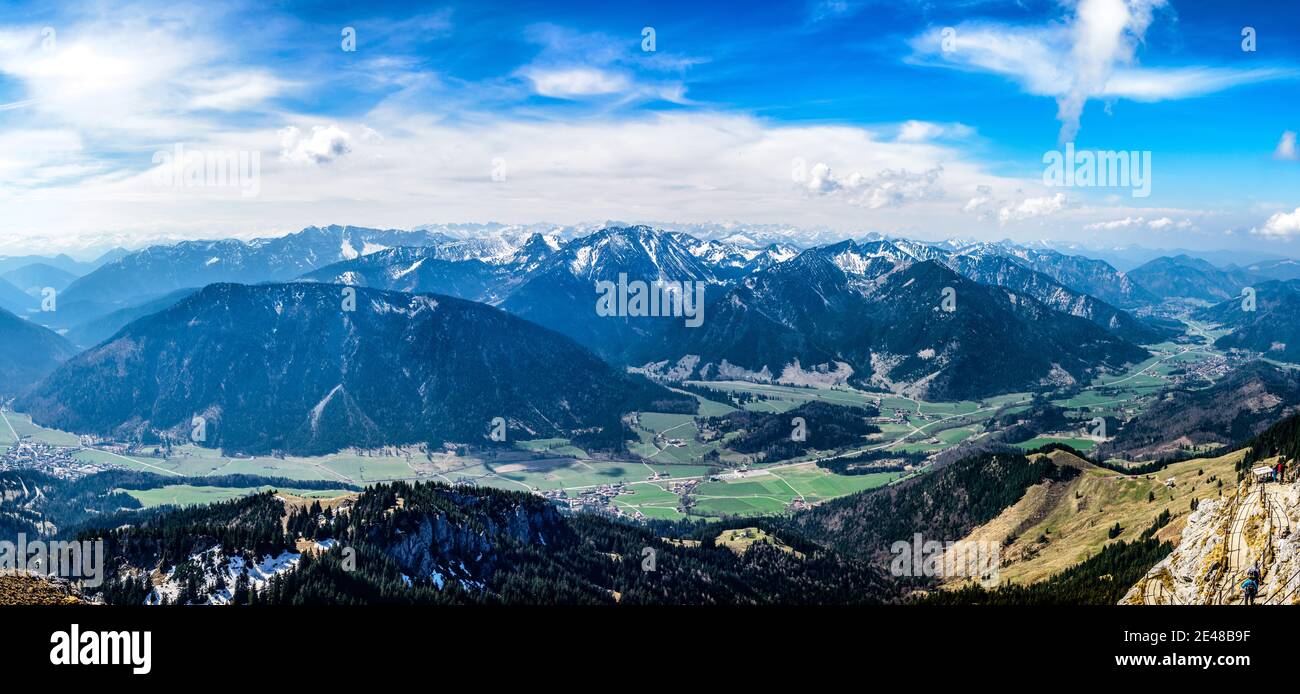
[1241,576,1259,605]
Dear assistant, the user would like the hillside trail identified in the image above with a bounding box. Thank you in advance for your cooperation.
[1218,481,1291,604]
[1226,487,1260,577]
[1127,470,1299,605]
[1214,486,1261,604]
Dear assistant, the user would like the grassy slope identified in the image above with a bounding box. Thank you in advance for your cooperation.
[946,448,1244,587]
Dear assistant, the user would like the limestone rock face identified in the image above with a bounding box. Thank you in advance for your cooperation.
[1124,479,1300,605]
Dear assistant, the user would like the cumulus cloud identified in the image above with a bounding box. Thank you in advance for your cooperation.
[798,162,944,209]
[997,193,1067,223]
[963,186,1070,224]
[1253,207,1300,239]
[963,185,995,215]
[1275,131,1298,161]
[278,125,353,164]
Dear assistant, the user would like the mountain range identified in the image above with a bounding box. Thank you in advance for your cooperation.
[1125,255,1251,303]
[19,282,692,455]
[1096,361,1300,459]
[634,240,1149,400]
[44,226,460,330]
[0,307,77,397]
[1194,279,1300,361]
[13,222,1300,417]
[11,224,1195,407]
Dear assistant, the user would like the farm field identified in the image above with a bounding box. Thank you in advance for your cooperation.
[122,484,353,508]
[1013,436,1099,452]
[3,411,80,446]
[0,410,18,447]
[687,465,901,517]
[474,458,716,492]
[76,444,415,483]
[629,411,730,464]
[514,438,590,459]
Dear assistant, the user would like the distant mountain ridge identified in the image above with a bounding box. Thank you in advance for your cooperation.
[1096,361,1300,459]
[1127,255,1252,303]
[635,241,1149,400]
[19,282,692,455]
[49,226,461,330]
[1194,279,1300,361]
[0,307,77,397]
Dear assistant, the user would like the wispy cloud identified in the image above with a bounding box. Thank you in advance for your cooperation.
[516,23,695,104]
[909,0,1296,142]
[1275,131,1298,161]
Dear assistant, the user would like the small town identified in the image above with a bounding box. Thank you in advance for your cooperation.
[0,439,116,480]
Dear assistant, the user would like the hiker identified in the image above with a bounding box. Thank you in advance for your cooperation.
[1242,576,1259,605]
[1248,564,1260,581]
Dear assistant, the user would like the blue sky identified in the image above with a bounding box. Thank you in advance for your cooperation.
[0,0,1297,254]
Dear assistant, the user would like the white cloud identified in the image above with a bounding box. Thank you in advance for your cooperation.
[1145,216,1190,230]
[1253,208,1300,239]
[1054,0,1165,142]
[910,1,1293,141]
[523,67,630,98]
[1084,214,1193,231]
[998,193,1067,223]
[517,24,692,104]
[0,18,287,139]
[896,120,975,142]
[190,71,294,111]
[799,162,945,209]
[1275,131,1298,161]
[1102,66,1295,101]
[1,111,1063,251]
[963,185,995,215]
[278,125,353,164]
[1084,215,1144,230]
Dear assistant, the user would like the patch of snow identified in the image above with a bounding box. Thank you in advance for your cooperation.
[340,238,359,260]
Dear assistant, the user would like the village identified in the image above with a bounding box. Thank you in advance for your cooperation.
[0,439,117,480]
